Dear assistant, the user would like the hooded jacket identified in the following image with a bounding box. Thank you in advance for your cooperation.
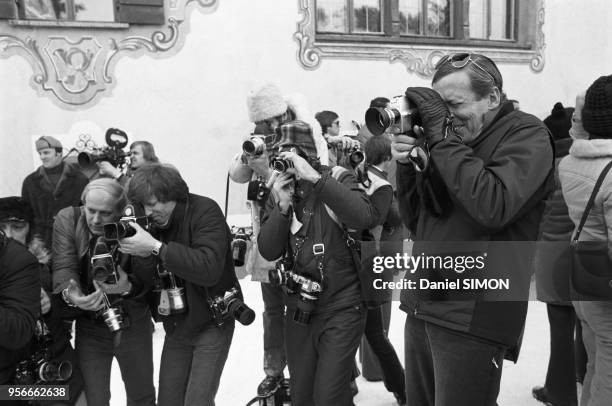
[397,102,554,361]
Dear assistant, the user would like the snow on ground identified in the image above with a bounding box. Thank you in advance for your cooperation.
[106,277,555,405]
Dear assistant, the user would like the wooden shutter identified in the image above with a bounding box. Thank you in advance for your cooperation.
[0,0,16,19]
[117,0,164,25]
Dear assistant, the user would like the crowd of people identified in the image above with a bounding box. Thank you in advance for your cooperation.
[1,53,612,406]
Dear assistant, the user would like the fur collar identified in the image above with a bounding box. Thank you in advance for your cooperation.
[569,139,612,159]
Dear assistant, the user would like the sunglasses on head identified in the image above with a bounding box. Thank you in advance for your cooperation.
[436,53,497,85]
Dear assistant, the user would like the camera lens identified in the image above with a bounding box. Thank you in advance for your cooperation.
[231,238,247,267]
[293,297,316,325]
[350,150,364,165]
[228,298,256,326]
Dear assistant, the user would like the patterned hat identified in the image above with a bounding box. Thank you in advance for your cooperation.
[35,135,62,151]
[275,120,318,159]
[582,75,612,138]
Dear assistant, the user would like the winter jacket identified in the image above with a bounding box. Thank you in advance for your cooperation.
[397,101,554,361]
[22,162,89,247]
[258,167,375,313]
[559,138,612,260]
[534,137,575,304]
[0,237,40,384]
[145,194,240,339]
[51,206,151,325]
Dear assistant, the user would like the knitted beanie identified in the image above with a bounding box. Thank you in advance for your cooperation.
[543,102,574,141]
[0,196,33,223]
[582,75,612,138]
[314,110,339,134]
[275,120,318,159]
[35,135,62,151]
[246,83,288,123]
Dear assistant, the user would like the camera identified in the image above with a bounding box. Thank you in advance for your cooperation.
[91,237,118,284]
[208,287,256,327]
[104,204,151,241]
[247,179,270,204]
[269,157,294,173]
[269,259,323,325]
[348,145,364,167]
[365,95,421,135]
[78,127,130,169]
[230,226,252,267]
[98,294,129,332]
[155,267,187,316]
[14,320,72,384]
[242,136,266,157]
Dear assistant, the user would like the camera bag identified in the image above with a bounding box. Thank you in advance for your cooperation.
[570,160,612,300]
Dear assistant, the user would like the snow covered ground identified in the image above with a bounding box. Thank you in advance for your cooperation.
[106,277,556,406]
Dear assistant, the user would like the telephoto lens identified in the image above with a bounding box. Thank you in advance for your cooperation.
[227,298,256,326]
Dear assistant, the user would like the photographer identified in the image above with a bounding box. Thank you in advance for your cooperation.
[119,164,242,406]
[52,178,156,406]
[258,120,375,405]
[1,196,85,405]
[0,229,40,388]
[314,110,361,168]
[229,83,329,397]
[97,140,160,185]
[21,136,89,247]
[394,53,554,405]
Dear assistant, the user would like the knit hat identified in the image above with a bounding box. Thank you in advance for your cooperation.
[246,83,288,123]
[314,110,339,134]
[0,197,33,223]
[275,120,318,159]
[543,102,574,141]
[35,135,62,151]
[582,75,612,138]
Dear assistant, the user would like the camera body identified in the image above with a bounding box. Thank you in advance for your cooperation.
[230,226,252,267]
[103,204,151,241]
[77,128,130,169]
[247,179,270,204]
[365,95,421,136]
[14,320,72,385]
[269,259,323,325]
[91,237,118,284]
[208,287,256,327]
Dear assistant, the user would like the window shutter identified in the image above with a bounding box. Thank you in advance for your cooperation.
[117,0,164,25]
[0,0,16,19]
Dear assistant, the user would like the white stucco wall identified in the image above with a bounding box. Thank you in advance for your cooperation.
[1,0,611,217]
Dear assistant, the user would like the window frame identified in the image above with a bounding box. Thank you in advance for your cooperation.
[296,0,545,76]
[16,0,116,23]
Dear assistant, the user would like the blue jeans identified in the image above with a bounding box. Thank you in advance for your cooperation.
[261,282,286,377]
[75,316,155,406]
[574,300,612,406]
[158,320,234,406]
[404,316,506,406]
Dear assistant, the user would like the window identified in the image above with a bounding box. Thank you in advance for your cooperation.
[0,0,165,25]
[314,0,522,47]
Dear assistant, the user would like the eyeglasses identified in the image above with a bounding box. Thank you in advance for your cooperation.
[436,53,497,85]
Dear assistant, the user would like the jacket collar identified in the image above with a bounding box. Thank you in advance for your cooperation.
[569,139,612,159]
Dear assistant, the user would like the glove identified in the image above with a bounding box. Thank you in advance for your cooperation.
[405,87,453,147]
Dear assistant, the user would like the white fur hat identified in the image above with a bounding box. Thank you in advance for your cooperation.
[246,83,288,123]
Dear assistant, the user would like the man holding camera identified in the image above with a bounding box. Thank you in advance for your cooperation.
[52,178,156,406]
[258,120,375,405]
[392,53,554,405]
[119,164,243,406]
[21,135,89,247]
[97,140,160,185]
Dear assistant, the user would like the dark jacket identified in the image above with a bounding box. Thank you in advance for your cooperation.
[397,102,554,361]
[258,167,375,313]
[149,194,240,339]
[22,162,89,247]
[0,237,40,384]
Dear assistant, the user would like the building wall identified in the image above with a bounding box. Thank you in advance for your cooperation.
[1,0,611,217]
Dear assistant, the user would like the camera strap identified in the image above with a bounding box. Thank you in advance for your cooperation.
[291,194,325,283]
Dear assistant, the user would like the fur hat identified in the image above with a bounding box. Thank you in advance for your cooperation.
[543,102,574,141]
[275,120,318,159]
[35,135,62,151]
[0,197,33,223]
[246,83,288,123]
[582,75,612,138]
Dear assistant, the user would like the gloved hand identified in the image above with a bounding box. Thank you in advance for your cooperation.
[405,87,453,147]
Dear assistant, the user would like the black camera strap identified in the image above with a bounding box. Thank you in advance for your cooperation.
[291,193,325,283]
